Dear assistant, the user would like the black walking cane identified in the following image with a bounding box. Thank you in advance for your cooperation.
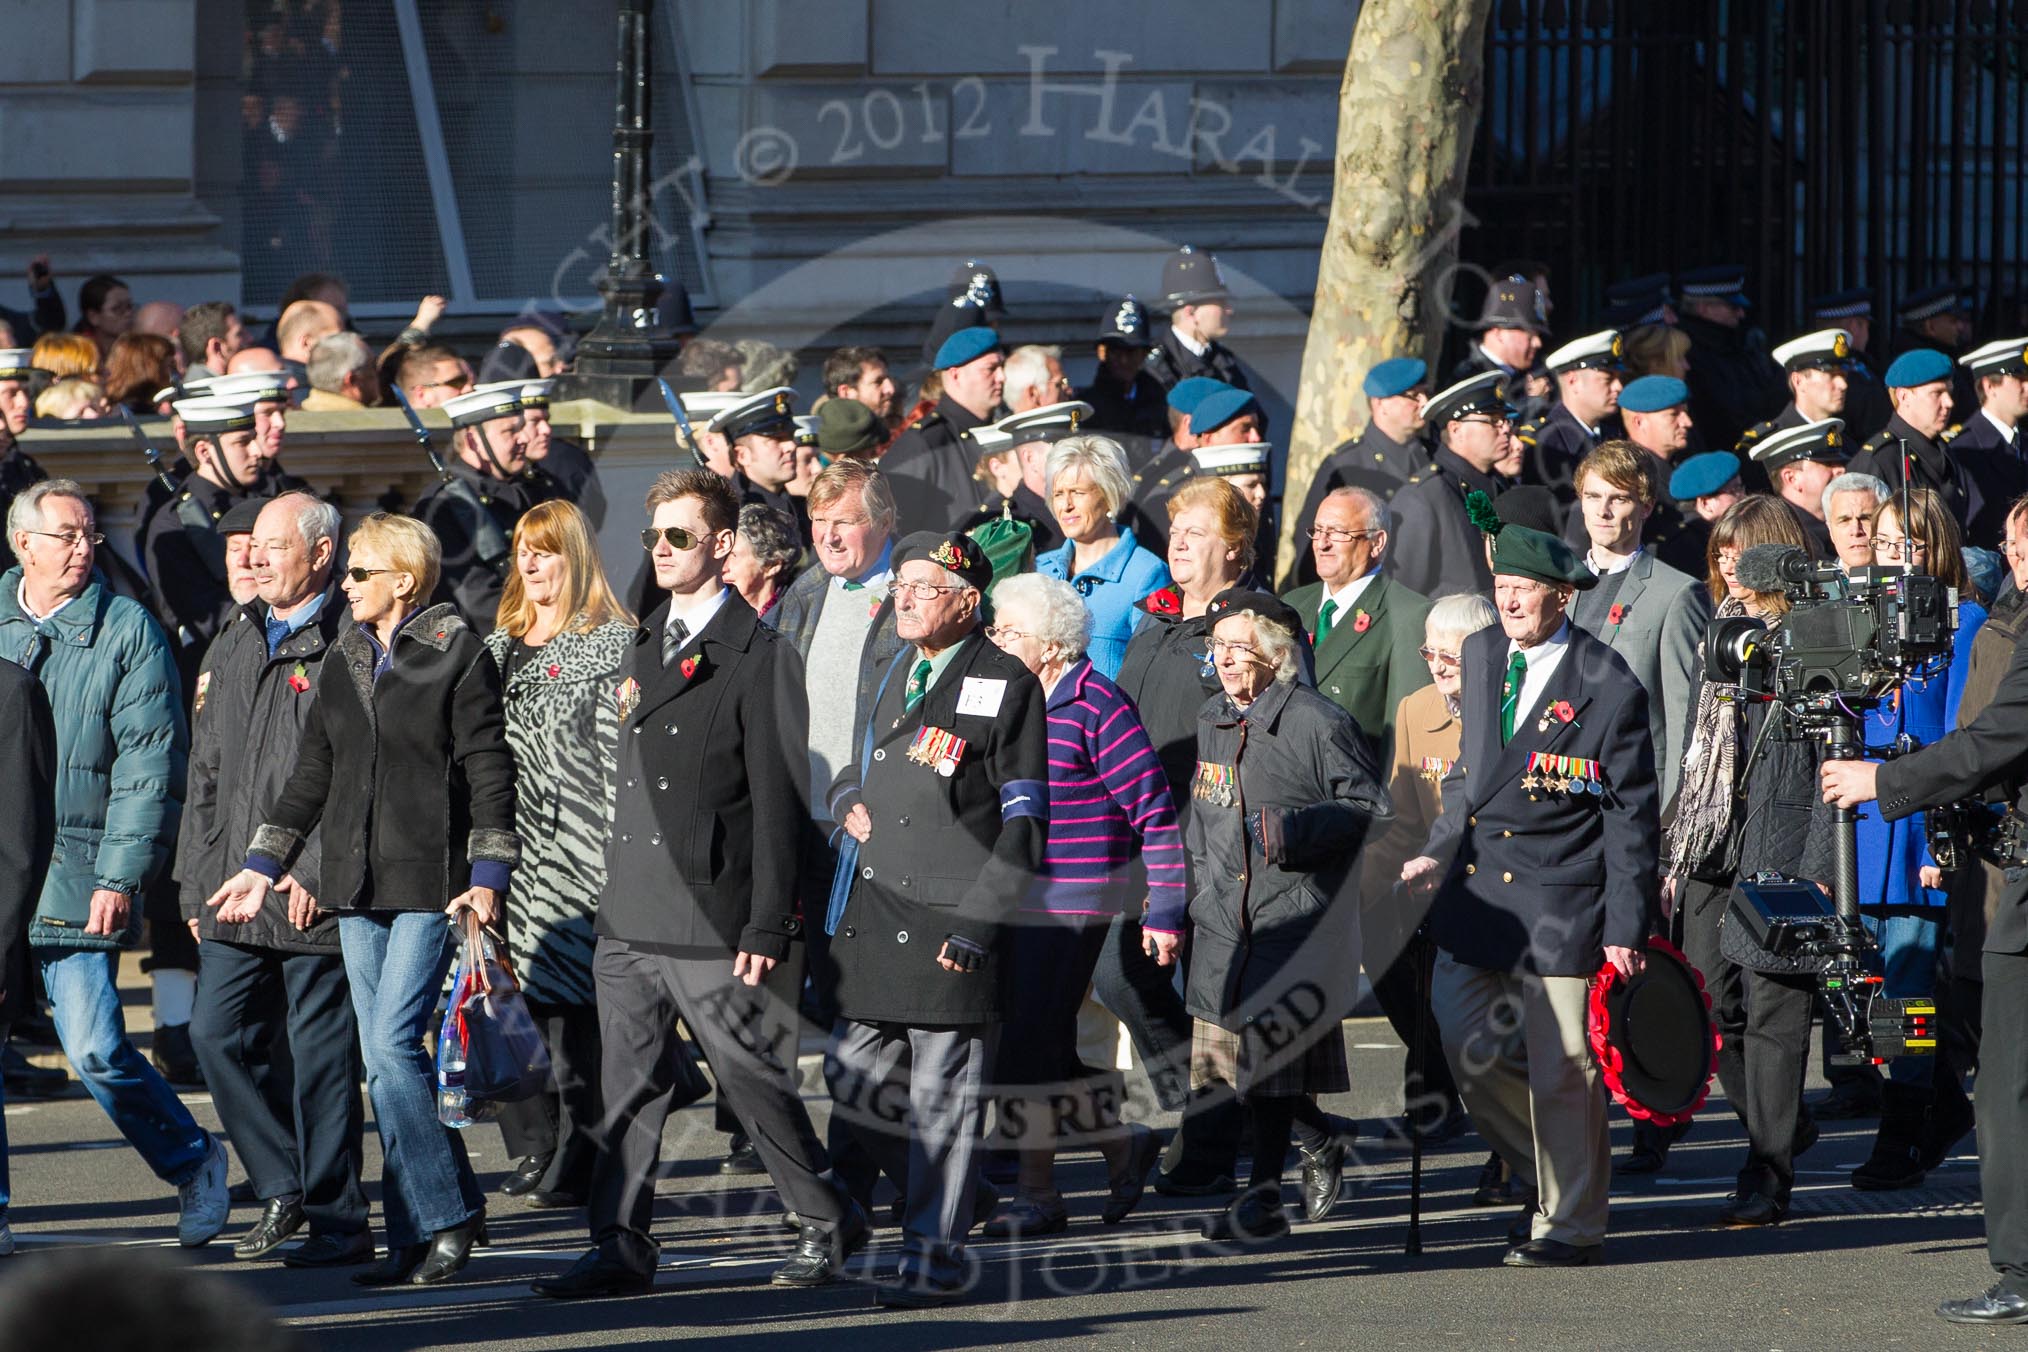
[1404,885,1427,1257]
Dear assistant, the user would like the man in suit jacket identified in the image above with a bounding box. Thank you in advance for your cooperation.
[535,471,862,1301]
[825,530,1048,1308]
[1403,524,1660,1268]
[0,655,55,1254]
[1568,443,1710,810]
[1284,486,1432,762]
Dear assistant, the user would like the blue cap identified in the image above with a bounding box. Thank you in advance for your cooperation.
[1190,385,1260,436]
[1166,376,1228,415]
[1668,451,1744,502]
[933,325,1001,371]
[1619,375,1690,413]
[1884,348,1953,389]
[1361,357,1427,399]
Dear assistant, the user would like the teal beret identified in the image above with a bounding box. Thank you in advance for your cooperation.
[1884,348,1953,389]
[934,325,1001,371]
[1669,451,1744,501]
[1191,385,1260,435]
[1619,375,1690,413]
[1362,358,1427,399]
[1167,376,1228,415]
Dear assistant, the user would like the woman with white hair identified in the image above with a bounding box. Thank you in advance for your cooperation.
[1036,434,1170,678]
[980,573,1182,1234]
[1176,588,1390,1242]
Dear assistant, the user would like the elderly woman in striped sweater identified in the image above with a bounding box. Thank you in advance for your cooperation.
[982,572,1185,1235]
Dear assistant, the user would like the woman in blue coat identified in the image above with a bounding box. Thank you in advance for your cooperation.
[1036,434,1170,678]
[1849,488,1983,1189]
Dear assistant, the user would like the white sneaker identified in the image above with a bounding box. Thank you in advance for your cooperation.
[177,1136,231,1247]
[0,1221,15,1257]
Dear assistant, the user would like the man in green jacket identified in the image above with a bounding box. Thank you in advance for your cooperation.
[0,478,229,1247]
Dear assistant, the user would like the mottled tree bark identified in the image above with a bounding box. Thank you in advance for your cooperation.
[1279,0,1496,578]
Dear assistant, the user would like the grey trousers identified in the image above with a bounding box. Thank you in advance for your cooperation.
[1433,952,1610,1247]
[1983,949,2028,1294]
[825,1018,991,1286]
[588,937,847,1276]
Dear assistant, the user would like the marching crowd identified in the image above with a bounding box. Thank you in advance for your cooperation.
[3,244,2028,1317]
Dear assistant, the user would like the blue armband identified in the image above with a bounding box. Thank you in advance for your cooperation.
[999,779,1048,823]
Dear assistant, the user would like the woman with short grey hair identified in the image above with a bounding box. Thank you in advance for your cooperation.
[1036,434,1170,679]
[724,503,801,619]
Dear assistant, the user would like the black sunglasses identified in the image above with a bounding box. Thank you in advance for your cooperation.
[346,566,392,583]
[640,526,700,551]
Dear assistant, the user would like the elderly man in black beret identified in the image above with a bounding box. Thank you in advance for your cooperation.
[823,530,1048,1308]
[1402,523,1660,1269]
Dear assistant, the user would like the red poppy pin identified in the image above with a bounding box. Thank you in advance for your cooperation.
[1608,603,1627,626]
[1352,609,1372,634]
[681,654,703,680]
[286,662,311,694]
[1142,587,1181,617]
[546,663,561,679]
[1554,700,1576,723]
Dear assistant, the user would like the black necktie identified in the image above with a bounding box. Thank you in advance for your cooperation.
[662,618,689,668]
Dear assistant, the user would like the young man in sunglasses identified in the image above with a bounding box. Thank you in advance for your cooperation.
[411,384,555,636]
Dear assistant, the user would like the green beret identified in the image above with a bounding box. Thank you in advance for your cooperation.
[1491,524,1596,589]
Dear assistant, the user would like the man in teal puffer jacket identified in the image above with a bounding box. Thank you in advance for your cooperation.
[0,479,229,1246]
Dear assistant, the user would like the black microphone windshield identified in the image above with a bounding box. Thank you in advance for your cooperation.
[1734,542,1805,594]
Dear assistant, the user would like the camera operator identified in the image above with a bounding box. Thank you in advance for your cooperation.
[1662,496,1825,1224]
[1824,488,1983,1193]
[1821,613,2028,1326]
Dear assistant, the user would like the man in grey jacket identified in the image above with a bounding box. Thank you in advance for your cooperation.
[178,492,370,1267]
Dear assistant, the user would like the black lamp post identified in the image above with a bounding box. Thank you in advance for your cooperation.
[563,0,684,410]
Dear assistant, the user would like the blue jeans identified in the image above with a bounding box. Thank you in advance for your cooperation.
[1866,911,1943,1088]
[38,948,211,1185]
[339,912,483,1246]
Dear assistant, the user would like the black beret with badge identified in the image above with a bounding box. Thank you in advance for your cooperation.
[893,529,994,593]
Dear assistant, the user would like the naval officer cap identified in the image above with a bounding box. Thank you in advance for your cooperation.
[1750,418,1848,472]
[792,415,819,448]
[173,396,259,436]
[1362,357,1427,399]
[1961,338,2028,380]
[933,325,1001,372]
[1618,375,1690,413]
[893,529,994,593]
[517,379,554,410]
[1423,370,1514,425]
[0,349,40,382]
[1098,295,1153,348]
[1544,329,1626,375]
[1491,523,1597,590]
[1772,329,1856,373]
[443,384,524,429]
[1603,273,1674,327]
[997,401,1092,446]
[1883,348,1954,390]
[678,390,745,425]
[1669,451,1744,502]
[1190,386,1260,437]
[708,386,798,441]
[1191,443,1270,478]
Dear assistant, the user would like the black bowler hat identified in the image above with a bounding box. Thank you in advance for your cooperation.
[894,529,994,593]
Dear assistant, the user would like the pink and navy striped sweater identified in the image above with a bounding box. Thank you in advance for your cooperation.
[1035,658,1187,930]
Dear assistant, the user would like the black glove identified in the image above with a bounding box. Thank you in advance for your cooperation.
[1246,807,1286,866]
[940,933,987,973]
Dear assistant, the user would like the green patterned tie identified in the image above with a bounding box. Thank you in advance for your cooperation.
[903,658,933,712]
[1500,649,1528,745]
[1316,598,1338,645]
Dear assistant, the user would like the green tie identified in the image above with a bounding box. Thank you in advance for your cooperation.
[1316,598,1338,645]
[1500,650,1528,745]
[904,658,933,712]
[841,579,865,591]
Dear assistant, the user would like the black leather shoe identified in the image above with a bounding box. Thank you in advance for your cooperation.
[772,1203,869,1287]
[499,1154,553,1197]
[719,1134,765,1176]
[282,1231,375,1268]
[1471,1152,1526,1206]
[1155,1164,1239,1198]
[1502,1238,1603,1267]
[151,1023,205,1089]
[874,1274,965,1308]
[1,1046,67,1099]
[526,1188,587,1209]
[409,1214,487,1285]
[233,1197,307,1260]
[1507,1202,1537,1247]
[352,1242,428,1286]
[1939,1285,2028,1324]
[531,1249,654,1300]
[1102,1124,1162,1226]
[1717,1191,1786,1227]
[1298,1140,1345,1223]
[1199,1188,1290,1243]
[1615,1119,1690,1175]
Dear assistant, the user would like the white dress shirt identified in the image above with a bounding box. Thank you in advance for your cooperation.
[1320,568,1381,624]
[664,584,729,655]
[1506,619,1573,723]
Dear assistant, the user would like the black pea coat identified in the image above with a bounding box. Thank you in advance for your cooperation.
[1384,447,1506,600]
[0,658,56,1022]
[596,593,809,962]
[826,632,1047,1026]
[1421,623,1661,976]
[249,603,520,910]
[1678,314,1786,453]
[881,398,993,533]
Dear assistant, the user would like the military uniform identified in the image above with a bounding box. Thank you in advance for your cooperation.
[1078,366,1168,462]
[1677,312,1785,454]
[882,397,996,534]
[1386,447,1506,599]
[414,464,553,635]
[1733,403,1806,495]
[1144,325,1248,393]
[0,445,45,575]
[1119,438,1196,556]
[1852,415,2025,549]
[1514,403,1616,503]
[958,483,1060,557]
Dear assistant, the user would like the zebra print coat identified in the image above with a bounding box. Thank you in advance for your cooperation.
[484,618,631,1005]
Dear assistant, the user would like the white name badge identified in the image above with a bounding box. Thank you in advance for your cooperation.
[956,677,1007,718]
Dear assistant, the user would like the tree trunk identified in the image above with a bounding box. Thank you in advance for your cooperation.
[1279,0,1497,580]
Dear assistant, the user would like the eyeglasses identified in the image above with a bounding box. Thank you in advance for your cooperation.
[1308,526,1380,543]
[891,580,964,601]
[26,530,102,550]
[1716,549,1742,569]
[1453,415,1513,429]
[1417,646,1462,666]
[982,625,1034,644]
[640,526,700,551]
[1207,638,1262,660]
[1873,534,1929,560]
[345,566,391,583]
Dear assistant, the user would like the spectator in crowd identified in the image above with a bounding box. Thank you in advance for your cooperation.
[824,345,898,433]
[31,332,99,382]
[208,512,516,1287]
[1822,472,1890,572]
[0,479,228,1248]
[301,332,381,412]
[981,573,1177,1235]
[104,333,180,413]
[132,301,185,345]
[0,254,64,343]
[71,274,133,366]
[179,301,246,382]
[1182,588,1389,1241]
[0,652,56,1258]
[726,503,801,621]
[33,379,108,422]
[0,351,46,653]
[1036,434,1171,678]
[1623,323,1692,381]
[274,299,342,367]
[394,344,471,410]
[1003,345,1070,414]
[1358,594,1497,1145]
[482,501,634,1211]
[497,320,569,378]
[737,338,798,394]
[177,492,370,1267]
[676,338,743,394]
